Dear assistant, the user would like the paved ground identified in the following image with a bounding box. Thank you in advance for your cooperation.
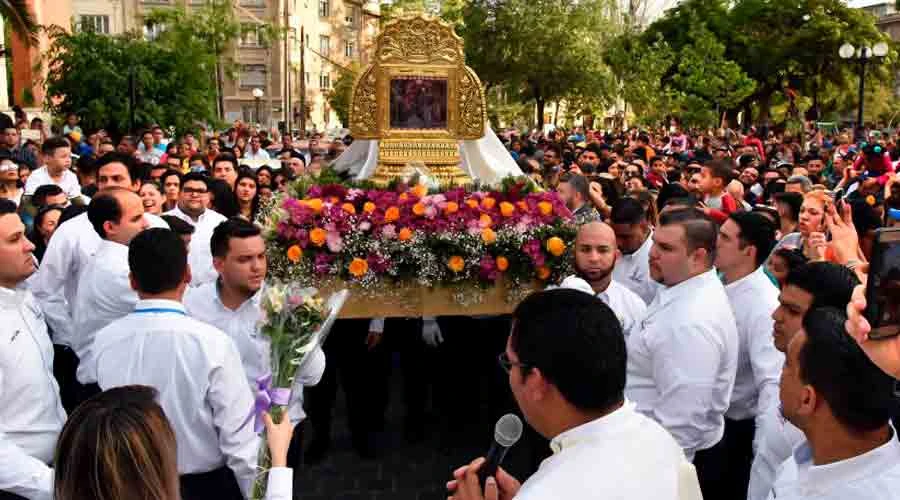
[294,359,543,500]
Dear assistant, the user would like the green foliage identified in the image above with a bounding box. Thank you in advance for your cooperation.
[328,65,358,128]
[1,0,38,46]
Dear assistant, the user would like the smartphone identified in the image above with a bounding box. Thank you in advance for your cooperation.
[832,188,845,214]
[865,228,900,339]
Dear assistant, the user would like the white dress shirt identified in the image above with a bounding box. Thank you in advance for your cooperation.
[767,431,900,500]
[723,267,783,432]
[90,299,259,497]
[31,212,167,347]
[515,401,701,500]
[612,230,660,305]
[164,206,227,287]
[557,275,647,338]
[244,148,271,161]
[0,287,66,500]
[625,269,739,460]
[184,281,325,423]
[73,240,137,384]
[23,166,81,198]
[748,415,805,500]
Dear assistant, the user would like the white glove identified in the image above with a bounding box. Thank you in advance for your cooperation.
[421,317,444,347]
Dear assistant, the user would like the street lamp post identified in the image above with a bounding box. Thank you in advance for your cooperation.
[252,88,264,127]
[839,42,889,136]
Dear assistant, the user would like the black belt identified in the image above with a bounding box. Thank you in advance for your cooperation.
[180,465,244,500]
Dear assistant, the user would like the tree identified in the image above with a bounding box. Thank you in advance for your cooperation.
[2,0,38,46]
[328,64,358,127]
[445,0,617,128]
[42,26,219,136]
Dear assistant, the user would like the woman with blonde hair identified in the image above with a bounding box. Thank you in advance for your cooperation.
[54,385,296,500]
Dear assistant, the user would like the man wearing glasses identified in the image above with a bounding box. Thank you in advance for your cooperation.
[163,172,227,287]
[447,289,699,500]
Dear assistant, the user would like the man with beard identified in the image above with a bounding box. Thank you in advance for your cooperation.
[556,173,601,224]
[560,222,646,338]
[610,198,659,304]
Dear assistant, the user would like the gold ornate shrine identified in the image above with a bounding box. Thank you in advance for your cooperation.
[349,15,487,186]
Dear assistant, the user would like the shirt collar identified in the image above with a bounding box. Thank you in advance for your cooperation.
[794,429,900,497]
[549,400,636,455]
[214,278,264,312]
[656,269,718,309]
[133,298,186,315]
[169,205,208,224]
[0,285,25,308]
[98,238,130,256]
[624,230,653,260]
[724,266,766,292]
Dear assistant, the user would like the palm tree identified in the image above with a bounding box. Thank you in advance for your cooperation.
[1,0,39,48]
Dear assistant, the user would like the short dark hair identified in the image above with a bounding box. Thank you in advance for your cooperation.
[212,153,239,172]
[703,159,736,184]
[160,169,181,185]
[510,289,626,412]
[33,184,64,207]
[128,228,188,294]
[96,153,141,185]
[728,211,777,267]
[784,262,859,309]
[0,198,15,215]
[560,173,590,201]
[658,208,718,264]
[210,217,261,258]
[774,192,804,222]
[181,172,209,188]
[610,197,647,225]
[772,247,808,273]
[41,136,70,156]
[87,188,131,239]
[799,307,895,433]
[159,215,195,237]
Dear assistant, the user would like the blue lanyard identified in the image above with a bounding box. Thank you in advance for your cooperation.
[134,308,186,316]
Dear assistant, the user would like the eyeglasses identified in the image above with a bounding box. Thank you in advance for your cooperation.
[182,187,208,195]
[498,352,530,374]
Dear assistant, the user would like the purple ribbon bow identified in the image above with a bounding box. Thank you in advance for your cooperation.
[246,373,291,433]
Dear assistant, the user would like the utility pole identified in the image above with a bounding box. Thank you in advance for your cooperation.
[283,0,291,134]
[299,25,306,135]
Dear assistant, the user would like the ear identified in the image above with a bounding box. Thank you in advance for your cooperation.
[212,256,225,275]
[183,264,193,286]
[524,367,550,403]
[128,272,139,292]
[103,220,116,238]
[797,385,818,418]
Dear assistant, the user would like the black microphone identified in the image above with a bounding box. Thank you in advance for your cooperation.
[477,413,523,488]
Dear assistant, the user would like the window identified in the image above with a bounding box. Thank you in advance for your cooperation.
[240,0,265,5]
[78,15,110,34]
[345,5,359,27]
[240,25,263,47]
[319,35,330,56]
[344,40,355,58]
[305,72,311,84]
[143,22,164,41]
[318,0,330,17]
[319,73,331,90]
[240,64,267,88]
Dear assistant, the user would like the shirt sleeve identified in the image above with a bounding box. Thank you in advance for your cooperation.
[207,339,261,498]
[0,364,54,500]
[748,418,797,500]
[263,467,292,500]
[747,310,784,453]
[31,231,74,345]
[647,323,724,457]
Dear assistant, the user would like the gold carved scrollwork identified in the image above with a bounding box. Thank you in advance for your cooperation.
[377,16,463,65]
[349,65,378,139]
[457,67,486,139]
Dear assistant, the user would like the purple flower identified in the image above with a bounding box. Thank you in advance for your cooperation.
[313,252,334,275]
[478,255,499,282]
[367,253,391,274]
[381,224,397,239]
[326,232,343,252]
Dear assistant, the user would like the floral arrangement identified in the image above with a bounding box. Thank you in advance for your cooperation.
[262,175,577,297]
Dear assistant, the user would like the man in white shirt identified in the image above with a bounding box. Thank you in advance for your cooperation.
[164,172,227,287]
[564,221,646,337]
[448,289,701,500]
[625,207,738,499]
[73,189,149,389]
[23,137,81,199]
[748,262,860,500]
[714,211,783,499]
[31,153,168,411]
[184,218,325,468]
[769,307,899,500]
[0,200,66,500]
[89,228,259,500]
[610,197,659,304]
[244,136,270,161]
[211,154,239,189]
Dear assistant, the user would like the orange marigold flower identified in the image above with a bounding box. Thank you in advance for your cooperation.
[496,256,509,271]
[349,258,369,278]
[412,184,427,198]
[399,193,409,203]
[447,255,465,273]
[465,199,479,209]
[328,196,340,204]
[481,227,497,245]
[310,228,327,247]
[479,214,493,228]
[481,197,496,210]
[445,201,459,214]
[412,203,426,216]
[499,202,515,217]
[538,201,553,216]
[363,202,376,214]
[546,236,566,257]
[341,203,356,214]
[286,245,302,263]
[536,266,551,280]
[516,201,528,212]
[305,198,324,213]
[384,206,400,223]
[398,227,413,241]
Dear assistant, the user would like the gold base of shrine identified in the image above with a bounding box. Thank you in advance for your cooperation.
[370,138,472,187]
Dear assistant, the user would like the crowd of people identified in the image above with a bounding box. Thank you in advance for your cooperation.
[0,108,899,500]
